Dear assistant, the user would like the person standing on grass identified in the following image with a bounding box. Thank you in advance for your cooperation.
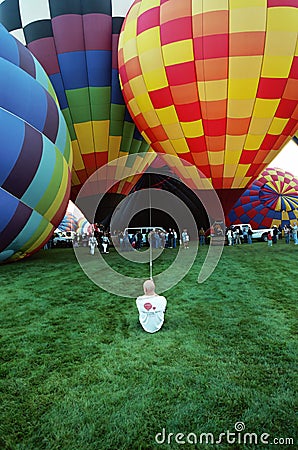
[235,227,242,245]
[247,227,253,244]
[242,226,248,243]
[181,229,189,249]
[136,280,167,333]
[135,230,143,250]
[293,222,298,245]
[160,230,166,248]
[272,225,278,244]
[278,224,283,240]
[284,225,290,244]
[267,230,273,247]
[88,234,97,255]
[123,230,130,251]
[102,233,110,253]
[167,228,174,248]
[199,227,205,245]
[227,228,233,246]
[173,229,177,248]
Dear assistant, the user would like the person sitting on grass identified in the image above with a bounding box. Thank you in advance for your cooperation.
[136,279,167,333]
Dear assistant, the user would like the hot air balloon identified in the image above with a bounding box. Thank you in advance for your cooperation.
[228,167,298,229]
[0,0,155,221]
[128,156,210,231]
[0,23,72,263]
[118,0,298,215]
[76,217,91,235]
[57,212,78,232]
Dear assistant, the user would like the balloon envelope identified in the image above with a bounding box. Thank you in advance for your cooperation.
[0,23,72,262]
[0,0,153,203]
[228,167,298,228]
[76,217,91,235]
[57,212,78,232]
[118,0,298,213]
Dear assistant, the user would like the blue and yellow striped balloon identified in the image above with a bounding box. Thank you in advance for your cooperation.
[0,23,72,262]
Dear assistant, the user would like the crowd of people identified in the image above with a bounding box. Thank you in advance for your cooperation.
[73,225,193,255]
[226,225,253,245]
[72,223,111,254]
[50,220,298,254]
[226,222,298,246]
[282,223,298,245]
[114,228,184,251]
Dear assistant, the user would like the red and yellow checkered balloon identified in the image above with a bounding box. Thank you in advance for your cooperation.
[118,0,298,212]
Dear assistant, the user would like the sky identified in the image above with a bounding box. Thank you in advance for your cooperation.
[270,140,298,177]
[112,0,135,17]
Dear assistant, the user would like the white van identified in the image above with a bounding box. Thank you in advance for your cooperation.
[53,230,76,246]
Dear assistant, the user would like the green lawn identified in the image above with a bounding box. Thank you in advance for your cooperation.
[0,242,297,450]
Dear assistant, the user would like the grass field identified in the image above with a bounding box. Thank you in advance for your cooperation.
[0,242,297,450]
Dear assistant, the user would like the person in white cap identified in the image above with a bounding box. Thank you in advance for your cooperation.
[136,279,167,333]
